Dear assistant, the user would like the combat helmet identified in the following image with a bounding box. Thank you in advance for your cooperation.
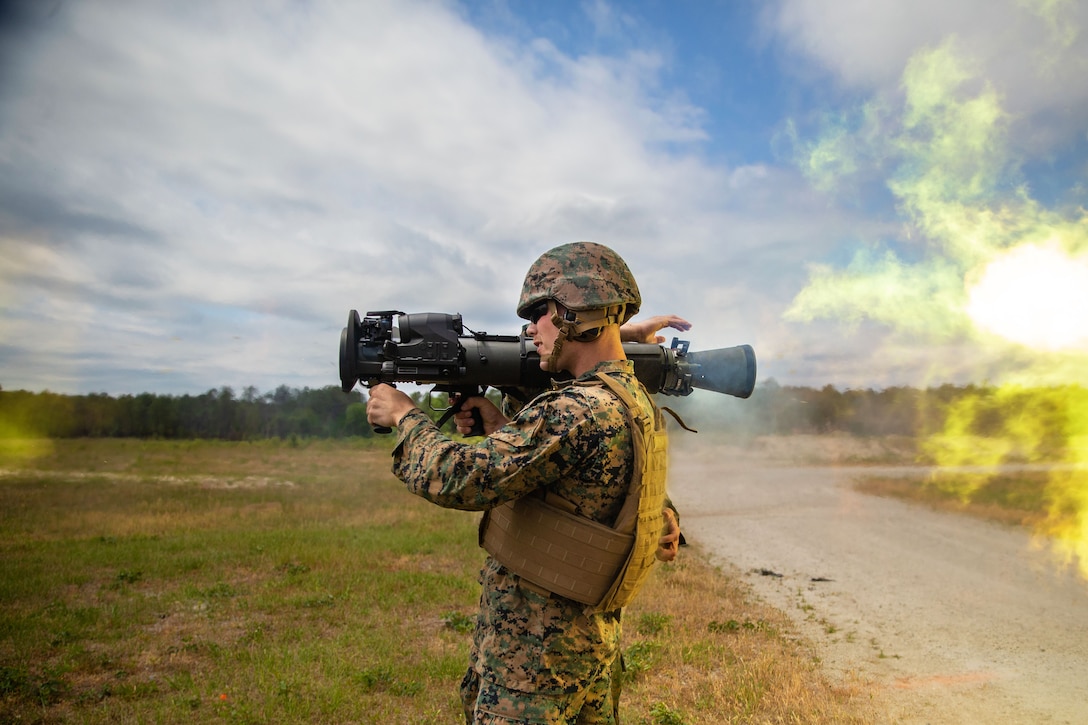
[518,242,641,369]
[518,241,641,323]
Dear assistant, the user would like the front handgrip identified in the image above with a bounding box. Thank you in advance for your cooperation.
[367,379,395,434]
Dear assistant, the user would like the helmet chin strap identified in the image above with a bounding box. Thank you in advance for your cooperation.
[545,301,570,372]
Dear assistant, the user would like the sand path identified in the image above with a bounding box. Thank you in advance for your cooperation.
[670,436,1088,724]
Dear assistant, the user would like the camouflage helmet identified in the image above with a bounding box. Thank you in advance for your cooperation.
[517,241,641,323]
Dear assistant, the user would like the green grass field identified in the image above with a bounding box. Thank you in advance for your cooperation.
[1,439,872,724]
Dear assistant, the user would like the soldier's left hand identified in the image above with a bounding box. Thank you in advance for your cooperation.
[656,508,681,562]
[621,314,692,344]
[366,384,419,429]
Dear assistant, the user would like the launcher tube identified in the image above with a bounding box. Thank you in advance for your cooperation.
[339,310,756,399]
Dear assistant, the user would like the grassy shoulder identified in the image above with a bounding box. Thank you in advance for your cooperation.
[716,432,1074,535]
[855,470,1054,530]
[1,438,872,724]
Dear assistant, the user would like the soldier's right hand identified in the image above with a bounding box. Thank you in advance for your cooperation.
[452,395,508,437]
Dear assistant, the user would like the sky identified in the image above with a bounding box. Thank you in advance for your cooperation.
[2,0,1087,397]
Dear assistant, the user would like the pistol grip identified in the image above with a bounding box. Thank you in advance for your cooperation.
[465,407,485,437]
[436,388,487,437]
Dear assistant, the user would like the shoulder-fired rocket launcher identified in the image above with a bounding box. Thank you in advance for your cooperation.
[339,310,756,433]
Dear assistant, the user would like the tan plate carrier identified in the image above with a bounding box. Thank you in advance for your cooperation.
[480,372,667,612]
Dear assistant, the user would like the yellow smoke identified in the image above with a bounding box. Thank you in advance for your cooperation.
[787,39,1088,351]
[0,425,55,466]
[919,386,1088,576]
[784,35,1088,578]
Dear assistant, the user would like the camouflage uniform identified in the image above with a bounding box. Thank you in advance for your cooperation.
[391,358,655,724]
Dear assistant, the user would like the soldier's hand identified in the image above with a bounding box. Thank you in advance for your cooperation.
[366,384,418,429]
[452,395,508,437]
[656,508,681,562]
[621,314,692,344]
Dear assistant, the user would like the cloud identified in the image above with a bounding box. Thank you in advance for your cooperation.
[767,0,1088,157]
[4,0,1083,396]
[2,0,794,394]
[782,33,1088,387]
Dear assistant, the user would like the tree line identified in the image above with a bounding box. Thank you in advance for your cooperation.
[0,385,375,440]
[670,379,1086,452]
[3,380,1084,442]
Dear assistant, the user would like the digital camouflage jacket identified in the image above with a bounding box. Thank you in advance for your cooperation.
[390,359,652,694]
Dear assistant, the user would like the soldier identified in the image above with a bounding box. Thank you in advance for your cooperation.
[366,242,685,724]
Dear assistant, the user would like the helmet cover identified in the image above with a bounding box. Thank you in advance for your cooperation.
[517,241,641,323]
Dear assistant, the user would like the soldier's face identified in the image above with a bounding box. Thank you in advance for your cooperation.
[526,301,565,372]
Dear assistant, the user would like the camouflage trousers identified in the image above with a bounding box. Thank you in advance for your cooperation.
[459,662,623,725]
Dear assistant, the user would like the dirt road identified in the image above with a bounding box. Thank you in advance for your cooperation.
[669,436,1088,724]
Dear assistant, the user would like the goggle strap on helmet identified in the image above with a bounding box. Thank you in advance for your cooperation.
[544,301,627,369]
[558,304,627,340]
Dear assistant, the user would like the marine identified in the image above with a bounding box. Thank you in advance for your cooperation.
[366,242,685,723]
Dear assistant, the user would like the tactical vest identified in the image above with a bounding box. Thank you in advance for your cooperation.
[480,372,668,613]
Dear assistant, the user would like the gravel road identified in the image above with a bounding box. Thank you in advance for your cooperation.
[669,436,1088,724]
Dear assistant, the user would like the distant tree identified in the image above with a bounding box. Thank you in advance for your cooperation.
[345,402,371,437]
